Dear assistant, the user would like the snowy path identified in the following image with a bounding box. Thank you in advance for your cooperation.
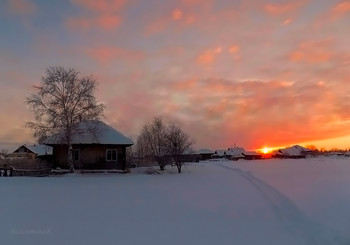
[1,160,349,245]
[214,161,349,245]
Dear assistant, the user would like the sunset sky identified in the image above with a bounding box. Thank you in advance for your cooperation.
[1,0,350,151]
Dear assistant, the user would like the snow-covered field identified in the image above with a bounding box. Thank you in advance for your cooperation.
[1,157,350,245]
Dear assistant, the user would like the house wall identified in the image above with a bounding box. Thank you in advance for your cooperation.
[52,144,127,170]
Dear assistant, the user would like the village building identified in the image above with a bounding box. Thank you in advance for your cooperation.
[44,120,133,170]
[8,144,53,162]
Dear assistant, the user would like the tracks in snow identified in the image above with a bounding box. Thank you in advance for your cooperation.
[214,162,349,245]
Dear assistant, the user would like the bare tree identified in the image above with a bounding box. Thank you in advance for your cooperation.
[137,117,170,170]
[26,66,105,171]
[136,117,194,172]
[166,123,194,173]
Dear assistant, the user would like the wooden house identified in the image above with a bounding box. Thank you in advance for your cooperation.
[44,120,133,170]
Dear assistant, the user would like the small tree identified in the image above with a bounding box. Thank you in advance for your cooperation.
[26,66,105,171]
[137,117,170,170]
[166,123,194,173]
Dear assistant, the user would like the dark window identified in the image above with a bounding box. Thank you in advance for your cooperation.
[106,149,117,161]
[73,149,80,161]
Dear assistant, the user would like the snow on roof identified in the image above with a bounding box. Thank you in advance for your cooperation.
[212,147,246,157]
[227,147,246,157]
[280,145,312,156]
[292,145,313,152]
[44,120,134,146]
[271,150,283,156]
[25,145,53,156]
[213,150,228,156]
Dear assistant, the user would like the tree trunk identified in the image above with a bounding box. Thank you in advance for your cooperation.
[68,144,75,172]
[176,161,182,173]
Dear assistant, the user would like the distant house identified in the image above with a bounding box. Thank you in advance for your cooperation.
[44,120,133,170]
[278,145,313,159]
[227,147,245,160]
[243,151,262,160]
[8,144,53,162]
[271,150,284,159]
[196,149,215,160]
[211,150,229,159]
[211,147,246,160]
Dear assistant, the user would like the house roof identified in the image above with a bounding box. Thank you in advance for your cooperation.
[44,120,134,146]
[196,148,215,154]
[23,145,53,156]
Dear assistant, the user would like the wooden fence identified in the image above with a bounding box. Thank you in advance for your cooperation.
[0,167,51,177]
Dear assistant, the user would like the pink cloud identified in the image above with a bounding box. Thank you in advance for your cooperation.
[264,1,307,15]
[144,18,168,36]
[97,14,121,30]
[71,0,126,12]
[283,18,293,25]
[7,0,36,15]
[85,46,145,64]
[66,17,92,30]
[67,0,126,31]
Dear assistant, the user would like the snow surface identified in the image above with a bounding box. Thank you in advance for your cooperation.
[1,157,350,245]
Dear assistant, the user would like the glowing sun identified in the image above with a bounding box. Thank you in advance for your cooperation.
[262,147,273,154]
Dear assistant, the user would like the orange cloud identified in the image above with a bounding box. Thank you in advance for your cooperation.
[172,9,183,20]
[332,1,350,15]
[196,47,222,65]
[289,39,333,64]
[166,77,350,149]
[196,52,215,65]
[229,45,239,53]
[7,0,36,15]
